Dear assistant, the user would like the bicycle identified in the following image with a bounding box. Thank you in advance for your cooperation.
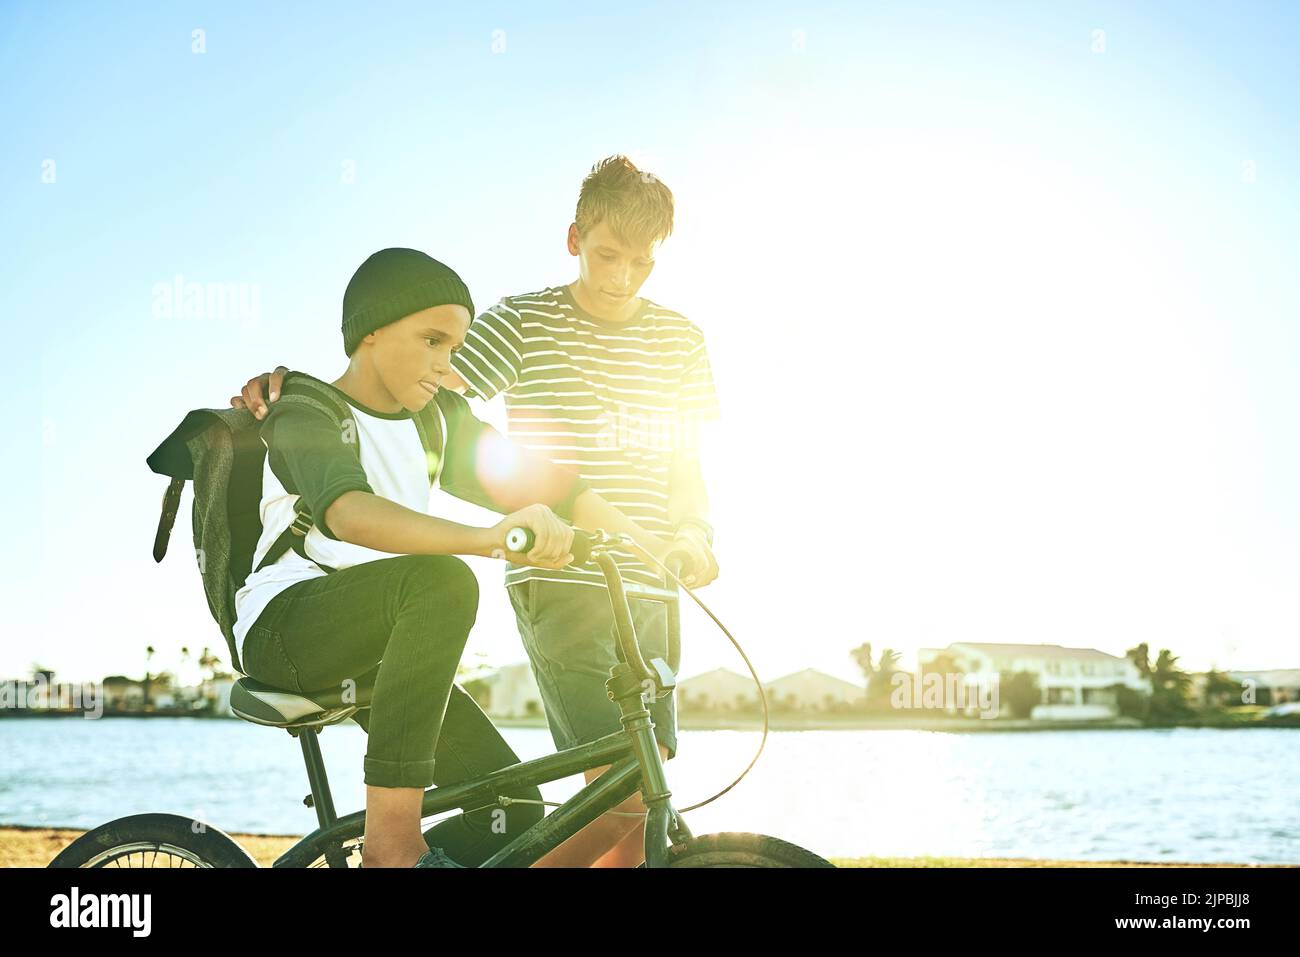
[49,528,834,869]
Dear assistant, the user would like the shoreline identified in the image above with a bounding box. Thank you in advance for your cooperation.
[5,711,1296,732]
[7,825,1290,869]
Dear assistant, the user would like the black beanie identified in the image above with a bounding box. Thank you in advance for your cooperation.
[342,248,476,356]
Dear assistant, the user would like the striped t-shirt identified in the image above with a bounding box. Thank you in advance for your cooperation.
[451,284,720,589]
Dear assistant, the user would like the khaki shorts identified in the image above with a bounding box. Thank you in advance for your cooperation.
[508,579,678,761]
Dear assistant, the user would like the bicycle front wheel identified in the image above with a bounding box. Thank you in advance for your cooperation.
[47,813,258,868]
[665,832,835,868]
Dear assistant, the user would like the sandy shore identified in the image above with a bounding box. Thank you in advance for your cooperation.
[6,825,1288,868]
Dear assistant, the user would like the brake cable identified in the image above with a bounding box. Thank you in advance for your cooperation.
[458,543,769,820]
[637,546,769,814]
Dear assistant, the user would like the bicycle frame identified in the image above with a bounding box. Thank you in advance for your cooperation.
[271,546,691,869]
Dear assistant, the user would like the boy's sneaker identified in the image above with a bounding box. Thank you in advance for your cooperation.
[413,847,465,868]
[357,846,465,868]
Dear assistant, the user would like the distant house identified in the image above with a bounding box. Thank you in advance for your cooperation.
[678,668,758,713]
[147,672,176,710]
[765,669,865,713]
[102,674,177,711]
[917,643,1150,720]
[473,663,545,719]
[102,676,146,711]
[1217,669,1300,707]
[201,675,237,716]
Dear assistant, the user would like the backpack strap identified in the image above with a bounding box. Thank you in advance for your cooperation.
[411,399,447,486]
[251,372,354,576]
[249,372,444,576]
[153,476,186,562]
[253,498,338,575]
[279,372,352,425]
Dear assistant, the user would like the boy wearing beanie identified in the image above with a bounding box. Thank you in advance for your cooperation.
[235,157,719,867]
[234,247,672,868]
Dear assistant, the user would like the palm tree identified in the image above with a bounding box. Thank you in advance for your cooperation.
[868,648,902,712]
[1126,642,1151,680]
[851,643,901,712]
[144,645,155,710]
[179,646,192,698]
[198,646,222,680]
[1154,649,1190,691]
[850,643,873,683]
[1201,669,1241,709]
[1125,643,1193,722]
[1151,649,1193,720]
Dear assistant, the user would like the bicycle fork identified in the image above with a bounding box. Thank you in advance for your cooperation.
[606,662,692,867]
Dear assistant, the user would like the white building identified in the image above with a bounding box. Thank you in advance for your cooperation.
[765,669,866,712]
[202,676,236,716]
[917,642,1150,720]
[100,674,177,711]
[678,668,759,713]
[474,662,545,719]
[1215,669,1300,707]
[102,676,146,711]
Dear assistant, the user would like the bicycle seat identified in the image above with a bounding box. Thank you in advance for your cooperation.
[230,665,379,729]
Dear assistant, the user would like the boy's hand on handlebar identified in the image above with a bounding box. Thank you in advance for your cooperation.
[667,526,718,588]
[230,366,289,420]
[489,504,574,569]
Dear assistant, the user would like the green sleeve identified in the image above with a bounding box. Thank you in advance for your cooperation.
[260,402,374,540]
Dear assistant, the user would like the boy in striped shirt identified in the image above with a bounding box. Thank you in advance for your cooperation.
[448,157,720,867]
[235,156,720,867]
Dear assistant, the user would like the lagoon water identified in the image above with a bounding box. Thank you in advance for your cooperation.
[5,718,1297,863]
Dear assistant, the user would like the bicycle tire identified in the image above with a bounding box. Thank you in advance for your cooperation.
[47,813,259,868]
[664,832,835,868]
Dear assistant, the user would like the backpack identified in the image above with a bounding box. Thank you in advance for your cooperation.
[146,371,446,675]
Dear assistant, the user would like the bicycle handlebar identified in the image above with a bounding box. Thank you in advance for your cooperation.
[504,526,694,579]
[505,525,686,681]
[504,525,593,564]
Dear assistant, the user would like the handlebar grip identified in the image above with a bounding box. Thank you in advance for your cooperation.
[505,526,592,565]
[503,526,533,553]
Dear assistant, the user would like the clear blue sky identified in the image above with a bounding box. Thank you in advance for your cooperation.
[3,1,1299,685]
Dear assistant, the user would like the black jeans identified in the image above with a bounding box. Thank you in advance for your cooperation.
[241,553,543,865]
